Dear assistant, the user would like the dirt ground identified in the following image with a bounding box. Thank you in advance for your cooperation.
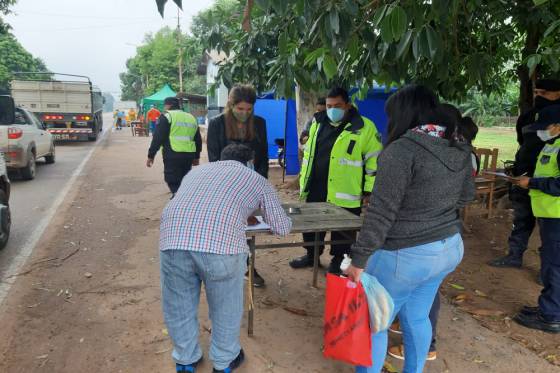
[0,129,558,373]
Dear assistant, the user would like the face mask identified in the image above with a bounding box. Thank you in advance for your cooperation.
[327,108,345,124]
[537,129,559,142]
[246,161,255,170]
[534,96,560,110]
[233,110,251,123]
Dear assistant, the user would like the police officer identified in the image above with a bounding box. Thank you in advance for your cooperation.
[146,97,202,195]
[289,87,383,274]
[513,105,560,333]
[489,79,560,269]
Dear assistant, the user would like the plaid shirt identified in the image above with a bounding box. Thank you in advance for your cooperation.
[160,161,292,254]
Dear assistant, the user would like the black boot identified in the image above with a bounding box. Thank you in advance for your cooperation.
[245,268,265,287]
[289,254,315,269]
[487,254,522,268]
[327,257,343,275]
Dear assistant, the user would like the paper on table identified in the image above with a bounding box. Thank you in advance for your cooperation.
[246,216,271,231]
[482,171,513,179]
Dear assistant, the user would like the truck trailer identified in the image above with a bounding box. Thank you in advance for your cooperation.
[10,73,103,141]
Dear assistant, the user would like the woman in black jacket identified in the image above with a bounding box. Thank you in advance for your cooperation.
[207,84,269,287]
[207,84,269,178]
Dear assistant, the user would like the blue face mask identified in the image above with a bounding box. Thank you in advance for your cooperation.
[327,107,345,124]
[247,162,255,170]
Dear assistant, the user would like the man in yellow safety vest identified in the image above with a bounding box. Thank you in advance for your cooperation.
[513,104,560,333]
[146,97,202,195]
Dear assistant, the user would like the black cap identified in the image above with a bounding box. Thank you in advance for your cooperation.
[163,97,180,106]
[529,105,560,131]
[535,79,560,92]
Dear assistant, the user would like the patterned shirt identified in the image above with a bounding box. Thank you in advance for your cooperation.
[160,161,292,254]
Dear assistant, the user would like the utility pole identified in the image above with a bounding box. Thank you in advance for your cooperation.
[176,7,183,93]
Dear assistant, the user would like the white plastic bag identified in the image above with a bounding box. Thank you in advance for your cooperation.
[360,272,394,333]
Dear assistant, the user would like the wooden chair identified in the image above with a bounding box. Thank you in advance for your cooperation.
[470,147,499,219]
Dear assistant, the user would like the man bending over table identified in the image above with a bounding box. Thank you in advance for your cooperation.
[159,143,291,373]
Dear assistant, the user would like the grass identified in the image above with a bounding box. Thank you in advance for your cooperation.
[474,127,518,165]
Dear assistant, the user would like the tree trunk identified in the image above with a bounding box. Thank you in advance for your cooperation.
[295,86,318,136]
[517,25,541,114]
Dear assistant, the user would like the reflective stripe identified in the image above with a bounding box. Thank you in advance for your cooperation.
[172,136,193,141]
[365,169,377,176]
[302,158,309,165]
[175,121,198,129]
[335,192,362,201]
[542,145,560,154]
[339,158,364,167]
[364,150,381,160]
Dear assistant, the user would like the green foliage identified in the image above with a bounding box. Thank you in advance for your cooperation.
[197,0,559,101]
[0,33,49,92]
[120,27,206,102]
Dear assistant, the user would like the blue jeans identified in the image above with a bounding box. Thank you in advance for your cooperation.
[160,250,247,370]
[356,233,464,373]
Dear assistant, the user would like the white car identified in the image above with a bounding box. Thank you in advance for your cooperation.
[2,108,55,180]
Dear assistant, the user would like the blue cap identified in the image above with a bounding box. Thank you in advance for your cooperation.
[529,105,560,131]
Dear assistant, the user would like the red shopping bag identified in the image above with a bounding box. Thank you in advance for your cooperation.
[323,273,372,366]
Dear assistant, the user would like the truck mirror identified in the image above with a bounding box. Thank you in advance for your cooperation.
[0,96,15,125]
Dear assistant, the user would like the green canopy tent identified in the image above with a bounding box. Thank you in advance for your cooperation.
[141,84,177,112]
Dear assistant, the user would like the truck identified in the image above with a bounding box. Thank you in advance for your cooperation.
[10,73,103,141]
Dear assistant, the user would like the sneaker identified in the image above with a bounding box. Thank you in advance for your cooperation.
[176,356,202,372]
[213,349,245,373]
[389,320,402,334]
[244,268,265,288]
[388,345,437,361]
[487,254,522,268]
[289,254,315,269]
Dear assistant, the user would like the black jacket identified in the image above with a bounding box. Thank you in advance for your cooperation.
[147,113,202,160]
[207,113,269,178]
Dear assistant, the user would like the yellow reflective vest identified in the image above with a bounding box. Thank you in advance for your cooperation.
[530,137,560,218]
[165,110,199,153]
[300,112,383,208]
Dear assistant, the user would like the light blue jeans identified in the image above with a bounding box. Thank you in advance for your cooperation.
[356,233,464,373]
[160,250,247,370]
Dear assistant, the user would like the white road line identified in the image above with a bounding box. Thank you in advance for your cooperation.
[0,123,112,306]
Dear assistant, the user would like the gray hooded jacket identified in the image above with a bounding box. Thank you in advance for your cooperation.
[351,130,476,268]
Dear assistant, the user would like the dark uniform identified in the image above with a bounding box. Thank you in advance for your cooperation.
[514,105,560,333]
[147,101,202,194]
[490,82,560,268]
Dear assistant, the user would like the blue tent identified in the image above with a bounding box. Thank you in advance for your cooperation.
[254,86,397,176]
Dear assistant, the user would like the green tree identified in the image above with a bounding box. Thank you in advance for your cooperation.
[120,27,206,102]
[0,33,49,92]
[194,0,559,114]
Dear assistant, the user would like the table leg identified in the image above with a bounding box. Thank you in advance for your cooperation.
[312,231,320,288]
[248,236,256,337]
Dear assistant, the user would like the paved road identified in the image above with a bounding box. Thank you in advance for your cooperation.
[0,113,113,278]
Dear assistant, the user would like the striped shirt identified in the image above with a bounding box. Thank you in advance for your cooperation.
[160,161,292,254]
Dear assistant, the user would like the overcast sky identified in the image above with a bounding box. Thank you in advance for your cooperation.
[6,0,215,98]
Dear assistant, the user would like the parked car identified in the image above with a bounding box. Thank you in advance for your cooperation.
[1,107,55,180]
[0,95,13,249]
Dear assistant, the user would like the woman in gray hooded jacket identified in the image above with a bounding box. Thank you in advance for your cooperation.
[347,85,475,373]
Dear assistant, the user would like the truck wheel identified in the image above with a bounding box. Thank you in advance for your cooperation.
[0,190,11,250]
[45,144,56,164]
[88,132,98,141]
[21,151,36,180]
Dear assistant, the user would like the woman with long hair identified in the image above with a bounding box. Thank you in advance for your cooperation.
[345,85,475,373]
[207,84,269,287]
[207,84,268,178]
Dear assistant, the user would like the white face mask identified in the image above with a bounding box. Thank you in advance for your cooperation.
[537,129,558,142]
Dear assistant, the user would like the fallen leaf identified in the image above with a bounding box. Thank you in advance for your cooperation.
[282,306,308,316]
[474,290,487,297]
[36,354,48,359]
[474,359,484,364]
[449,283,465,290]
[383,361,398,373]
[466,308,504,317]
[162,328,168,336]
[453,294,469,303]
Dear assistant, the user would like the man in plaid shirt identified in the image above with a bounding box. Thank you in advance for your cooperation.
[159,144,291,373]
